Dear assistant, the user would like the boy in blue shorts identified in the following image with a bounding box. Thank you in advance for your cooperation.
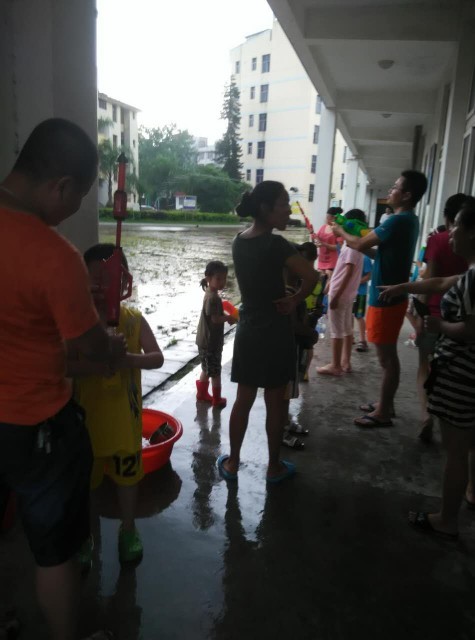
[353,255,372,352]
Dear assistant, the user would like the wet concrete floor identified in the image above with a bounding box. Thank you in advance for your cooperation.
[2,324,475,639]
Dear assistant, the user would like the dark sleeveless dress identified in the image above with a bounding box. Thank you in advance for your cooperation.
[231,231,296,388]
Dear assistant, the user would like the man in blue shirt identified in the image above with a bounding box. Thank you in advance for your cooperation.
[334,170,427,427]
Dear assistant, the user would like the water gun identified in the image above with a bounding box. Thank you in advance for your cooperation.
[335,213,370,237]
[222,300,239,320]
[102,152,133,327]
[293,200,314,236]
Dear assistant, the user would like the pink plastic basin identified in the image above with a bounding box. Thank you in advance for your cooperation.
[142,408,183,474]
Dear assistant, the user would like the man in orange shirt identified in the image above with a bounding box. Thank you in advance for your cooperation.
[0,119,126,640]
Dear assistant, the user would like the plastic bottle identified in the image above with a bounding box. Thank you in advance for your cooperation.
[317,316,326,339]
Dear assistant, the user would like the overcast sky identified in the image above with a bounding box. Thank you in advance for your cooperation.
[97,0,274,143]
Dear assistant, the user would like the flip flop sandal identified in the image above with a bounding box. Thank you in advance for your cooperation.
[266,460,296,484]
[356,341,369,352]
[408,511,458,541]
[216,454,238,481]
[286,423,309,436]
[359,403,396,418]
[354,414,393,428]
[282,434,305,450]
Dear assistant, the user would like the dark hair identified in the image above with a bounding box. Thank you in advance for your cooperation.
[200,260,228,290]
[84,243,129,270]
[457,197,475,230]
[235,181,285,219]
[297,241,317,261]
[327,206,343,216]
[443,193,470,224]
[400,170,428,206]
[344,208,366,223]
[13,118,98,190]
[385,205,394,213]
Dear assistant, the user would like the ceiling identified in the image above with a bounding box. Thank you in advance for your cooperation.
[266,0,473,193]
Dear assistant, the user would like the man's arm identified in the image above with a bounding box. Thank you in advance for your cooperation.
[333,225,380,258]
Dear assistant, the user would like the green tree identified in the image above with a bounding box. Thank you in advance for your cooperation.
[215,79,243,181]
[178,165,249,213]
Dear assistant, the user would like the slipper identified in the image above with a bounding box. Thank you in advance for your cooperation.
[408,511,458,541]
[286,423,309,436]
[359,402,396,418]
[356,341,369,352]
[266,460,296,484]
[216,454,238,481]
[282,433,305,450]
[354,414,393,428]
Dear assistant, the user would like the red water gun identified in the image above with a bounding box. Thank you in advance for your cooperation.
[295,200,316,239]
[102,152,133,327]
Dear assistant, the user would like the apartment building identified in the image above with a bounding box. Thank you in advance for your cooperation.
[230,20,347,217]
[97,92,140,207]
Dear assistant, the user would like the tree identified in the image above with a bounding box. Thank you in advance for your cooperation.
[215,79,243,181]
[178,165,249,213]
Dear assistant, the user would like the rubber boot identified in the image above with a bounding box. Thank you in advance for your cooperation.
[196,380,212,402]
[211,385,227,408]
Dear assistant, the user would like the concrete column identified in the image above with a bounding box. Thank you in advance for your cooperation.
[0,0,98,253]
[434,24,475,223]
[342,156,358,211]
[312,104,336,229]
[355,167,367,211]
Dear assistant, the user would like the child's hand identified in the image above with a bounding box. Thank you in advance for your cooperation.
[226,315,237,325]
[424,316,442,334]
[378,284,405,302]
[331,223,343,237]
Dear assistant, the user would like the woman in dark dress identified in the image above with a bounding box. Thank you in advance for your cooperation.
[218,181,318,483]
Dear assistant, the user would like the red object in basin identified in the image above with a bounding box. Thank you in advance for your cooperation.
[142,408,183,474]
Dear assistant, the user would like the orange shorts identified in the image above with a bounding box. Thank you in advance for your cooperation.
[366,301,408,345]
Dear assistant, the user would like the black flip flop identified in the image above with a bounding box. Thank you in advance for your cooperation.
[408,511,458,541]
[359,402,396,418]
[354,414,393,428]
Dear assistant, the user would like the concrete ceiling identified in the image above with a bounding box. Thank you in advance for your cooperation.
[267,0,473,193]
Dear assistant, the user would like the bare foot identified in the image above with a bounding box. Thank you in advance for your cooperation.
[426,512,458,536]
[316,364,343,376]
[342,364,352,373]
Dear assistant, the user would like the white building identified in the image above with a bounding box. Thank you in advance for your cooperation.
[230,20,347,218]
[97,92,140,207]
[194,137,220,166]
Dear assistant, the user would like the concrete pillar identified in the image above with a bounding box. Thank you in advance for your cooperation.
[0,0,98,253]
[312,104,336,229]
[355,167,367,211]
[342,156,358,211]
[434,24,475,224]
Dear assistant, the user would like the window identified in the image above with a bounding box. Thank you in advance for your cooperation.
[252,57,257,71]
[132,111,136,120]
[247,142,253,154]
[133,139,136,148]
[235,60,240,74]
[258,113,267,132]
[310,155,317,173]
[256,169,264,184]
[308,185,315,202]
[112,105,117,122]
[98,98,107,110]
[257,141,266,159]
[120,132,124,146]
[313,125,320,144]
[120,108,125,124]
[340,173,345,189]
[250,86,255,99]
[343,146,347,163]
[260,84,269,103]
[316,95,322,114]
[249,114,254,127]
[262,54,270,73]
[246,169,251,181]
[113,134,118,149]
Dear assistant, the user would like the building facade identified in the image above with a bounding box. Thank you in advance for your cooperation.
[194,137,220,166]
[97,92,140,207]
[230,20,347,219]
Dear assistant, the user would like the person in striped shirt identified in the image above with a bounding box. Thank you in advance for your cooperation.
[379,197,475,541]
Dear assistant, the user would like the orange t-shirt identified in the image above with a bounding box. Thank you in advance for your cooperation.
[0,207,99,425]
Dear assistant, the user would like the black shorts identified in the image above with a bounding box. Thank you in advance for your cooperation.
[0,399,93,567]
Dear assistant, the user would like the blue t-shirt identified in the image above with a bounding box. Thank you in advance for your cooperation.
[358,255,373,296]
[369,211,420,307]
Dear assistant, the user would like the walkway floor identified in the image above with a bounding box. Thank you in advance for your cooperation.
[2,324,475,639]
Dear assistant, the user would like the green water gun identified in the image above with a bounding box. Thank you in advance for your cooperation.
[335,213,370,237]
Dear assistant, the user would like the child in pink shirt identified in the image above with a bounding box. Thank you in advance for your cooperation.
[317,209,365,376]
[315,206,343,274]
